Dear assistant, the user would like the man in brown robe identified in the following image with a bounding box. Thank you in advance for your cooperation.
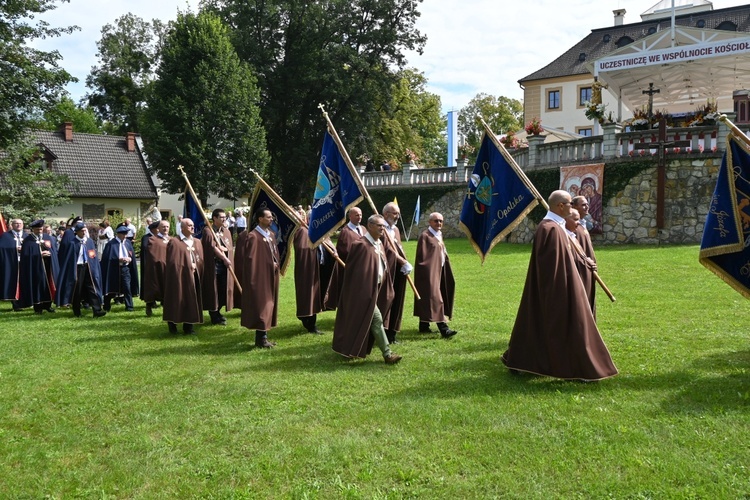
[163,218,204,335]
[141,220,170,316]
[239,208,280,348]
[381,202,412,344]
[332,214,402,364]
[324,207,363,310]
[293,212,323,334]
[501,190,617,381]
[413,212,457,338]
[202,208,235,325]
[566,208,597,317]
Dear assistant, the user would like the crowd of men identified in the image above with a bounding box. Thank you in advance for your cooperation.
[2,189,614,379]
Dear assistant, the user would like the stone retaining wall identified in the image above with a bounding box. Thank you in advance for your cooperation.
[416,156,720,245]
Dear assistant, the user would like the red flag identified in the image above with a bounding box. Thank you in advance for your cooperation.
[0,212,7,237]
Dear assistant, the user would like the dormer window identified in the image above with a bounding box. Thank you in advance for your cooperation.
[716,21,737,31]
[615,36,634,48]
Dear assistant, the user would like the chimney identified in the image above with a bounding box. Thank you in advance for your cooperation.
[126,132,136,153]
[60,122,73,142]
[613,8,626,26]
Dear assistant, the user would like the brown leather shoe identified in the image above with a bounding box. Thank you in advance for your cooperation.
[256,339,275,348]
[384,353,402,365]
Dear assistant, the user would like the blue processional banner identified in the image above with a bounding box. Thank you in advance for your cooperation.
[699,131,750,298]
[459,133,539,263]
[183,188,206,239]
[249,178,301,277]
[308,130,364,248]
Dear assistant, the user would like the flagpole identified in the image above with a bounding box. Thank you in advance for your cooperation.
[479,117,549,211]
[567,232,616,302]
[252,174,345,268]
[719,114,749,144]
[178,165,242,294]
[318,103,420,299]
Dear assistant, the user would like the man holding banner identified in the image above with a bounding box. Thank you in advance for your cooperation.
[381,202,412,344]
[501,190,617,382]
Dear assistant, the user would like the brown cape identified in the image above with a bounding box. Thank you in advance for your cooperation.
[501,219,617,381]
[201,225,235,312]
[572,225,597,317]
[162,237,204,324]
[381,225,406,332]
[239,228,279,331]
[332,237,394,358]
[141,234,169,302]
[323,224,361,311]
[293,227,322,317]
[413,229,455,322]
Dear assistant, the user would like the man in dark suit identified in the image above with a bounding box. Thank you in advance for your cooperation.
[56,221,106,317]
[101,224,139,312]
[18,219,59,314]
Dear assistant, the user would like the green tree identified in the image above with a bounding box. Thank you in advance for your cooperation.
[141,11,269,204]
[0,0,78,148]
[28,97,103,134]
[204,0,426,202]
[0,140,71,221]
[372,68,445,167]
[84,13,165,135]
[458,93,524,152]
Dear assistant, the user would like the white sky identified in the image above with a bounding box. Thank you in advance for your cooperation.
[32,0,750,112]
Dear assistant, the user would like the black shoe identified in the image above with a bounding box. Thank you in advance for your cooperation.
[211,317,227,325]
[125,308,134,312]
[308,328,323,334]
[145,303,153,317]
[73,309,81,318]
[183,323,195,335]
[168,322,178,334]
[418,321,433,333]
[93,309,107,318]
[46,307,56,313]
[34,310,43,315]
[440,329,458,339]
[255,339,274,348]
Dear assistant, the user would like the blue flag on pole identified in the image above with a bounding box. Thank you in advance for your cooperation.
[183,188,205,239]
[459,133,539,263]
[308,130,364,247]
[699,131,750,298]
[249,178,301,277]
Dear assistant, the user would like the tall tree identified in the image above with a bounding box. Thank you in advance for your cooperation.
[0,0,78,148]
[141,11,269,203]
[0,141,71,221]
[372,68,445,167]
[29,97,103,134]
[85,13,165,135]
[203,0,426,202]
[458,93,524,151]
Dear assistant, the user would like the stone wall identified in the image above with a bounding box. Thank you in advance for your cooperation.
[420,155,721,245]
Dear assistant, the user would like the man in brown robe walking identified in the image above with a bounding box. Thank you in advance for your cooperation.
[238,208,279,348]
[141,220,170,316]
[381,202,412,344]
[413,212,457,338]
[332,215,402,365]
[501,190,617,381]
[202,208,234,325]
[163,218,204,335]
[293,210,323,333]
[324,207,363,310]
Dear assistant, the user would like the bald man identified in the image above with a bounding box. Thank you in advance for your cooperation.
[501,190,617,382]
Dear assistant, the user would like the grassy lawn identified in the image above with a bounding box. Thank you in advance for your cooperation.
[1,240,748,498]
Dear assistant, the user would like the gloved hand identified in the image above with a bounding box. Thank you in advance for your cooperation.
[400,262,413,275]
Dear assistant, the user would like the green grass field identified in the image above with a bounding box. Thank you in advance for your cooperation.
[1,241,748,498]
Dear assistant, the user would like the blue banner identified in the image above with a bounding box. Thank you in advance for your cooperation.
[183,188,205,239]
[250,179,301,277]
[699,131,750,298]
[459,133,539,263]
[308,131,364,247]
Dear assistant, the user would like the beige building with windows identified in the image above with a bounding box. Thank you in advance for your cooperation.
[519,1,750,135]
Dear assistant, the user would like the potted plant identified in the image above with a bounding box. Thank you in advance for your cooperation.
[524,117,544,136]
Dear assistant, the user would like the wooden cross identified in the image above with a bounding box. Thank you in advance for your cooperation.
[642,83,660,121]
[632,118,691,228]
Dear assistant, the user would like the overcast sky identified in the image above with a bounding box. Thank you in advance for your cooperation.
[33,0,749,112]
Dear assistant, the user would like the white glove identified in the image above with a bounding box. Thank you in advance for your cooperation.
[400,262,413,275]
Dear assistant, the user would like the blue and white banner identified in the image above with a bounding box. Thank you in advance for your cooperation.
[308,130,364,247]
[699,130,750,298]
[459,132,539,263]
[183,188,206,239]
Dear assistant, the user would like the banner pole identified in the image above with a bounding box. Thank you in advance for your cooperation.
[178,165,242,294]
